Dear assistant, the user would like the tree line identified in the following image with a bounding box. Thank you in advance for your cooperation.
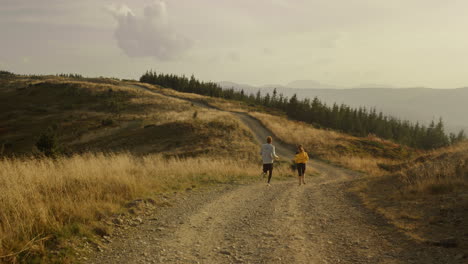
[140,71,465,150]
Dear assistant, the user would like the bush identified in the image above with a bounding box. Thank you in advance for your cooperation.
[36,129,60,157]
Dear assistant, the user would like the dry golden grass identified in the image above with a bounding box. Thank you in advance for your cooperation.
[128,81,264,113]
[0,76,258,158]
[127,83,406,176]
[396,141,468,194]
[354,141,468,249]
[332,156,400,177]
[249,112,404,176]
[249,112,345,146]
[0,153,290,262]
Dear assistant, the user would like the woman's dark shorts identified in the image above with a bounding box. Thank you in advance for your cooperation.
[297,163,306,176]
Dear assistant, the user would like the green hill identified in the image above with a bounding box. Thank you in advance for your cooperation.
[0,74,257,159]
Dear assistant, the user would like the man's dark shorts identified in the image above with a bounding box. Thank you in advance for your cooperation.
[263,163,273,173]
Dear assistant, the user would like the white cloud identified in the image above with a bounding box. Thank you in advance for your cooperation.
[108,1,191,60]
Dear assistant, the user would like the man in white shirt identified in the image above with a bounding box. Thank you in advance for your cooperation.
[260,136,279,186]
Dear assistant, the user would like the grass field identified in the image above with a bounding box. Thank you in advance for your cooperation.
[353,141,468,251]
[249,112,411,176]
[0,75,258,159]
[0,153,291,262]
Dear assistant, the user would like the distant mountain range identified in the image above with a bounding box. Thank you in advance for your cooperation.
[218,80,468,134]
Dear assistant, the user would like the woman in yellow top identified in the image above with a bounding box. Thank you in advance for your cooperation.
[294,145,309,186]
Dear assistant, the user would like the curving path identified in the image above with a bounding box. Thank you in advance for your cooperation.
[86,84,460,264]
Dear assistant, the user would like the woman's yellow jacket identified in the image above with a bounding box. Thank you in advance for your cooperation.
[294,151,309,164]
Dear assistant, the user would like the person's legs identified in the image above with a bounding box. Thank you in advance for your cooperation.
[297,164,302,185]
[261,164,268,178]
[297,163,306,185]
[267,164,273,184]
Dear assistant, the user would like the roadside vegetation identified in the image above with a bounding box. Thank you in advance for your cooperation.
[0,153,291,263]
[140,71,466,149]
[356,141,468,251]
[249,112,411,176]
[0,73,293,262]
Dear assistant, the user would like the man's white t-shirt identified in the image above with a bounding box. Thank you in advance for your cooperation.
[260,143,278,164]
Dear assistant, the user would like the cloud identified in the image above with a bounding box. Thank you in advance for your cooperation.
[108,1,191,60]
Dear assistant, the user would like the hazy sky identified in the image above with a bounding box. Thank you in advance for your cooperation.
[1,0,467,88]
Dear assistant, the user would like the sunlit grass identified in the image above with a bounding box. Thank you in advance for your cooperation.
[249,112,402,176]
[0,153,290,262]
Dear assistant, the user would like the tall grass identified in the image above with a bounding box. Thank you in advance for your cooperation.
[397,142,468,194]
[330,155,399,176]
[0,153,278,261]
[249,112,398,175]
[249,112,346,147]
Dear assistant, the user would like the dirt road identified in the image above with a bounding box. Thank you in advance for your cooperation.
[86,85,460,263]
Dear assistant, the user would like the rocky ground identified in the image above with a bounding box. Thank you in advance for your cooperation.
[82,159,463,264]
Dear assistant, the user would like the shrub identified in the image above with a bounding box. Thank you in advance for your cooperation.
[36,129,60,157]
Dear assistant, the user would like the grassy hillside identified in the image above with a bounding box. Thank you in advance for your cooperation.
[249,112,413,176]
[0,75,257,159]
[0,74,282,263]
[139,82,415,175]
[356,142,468,251]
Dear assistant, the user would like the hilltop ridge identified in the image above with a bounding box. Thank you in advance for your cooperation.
[218,81,468,134]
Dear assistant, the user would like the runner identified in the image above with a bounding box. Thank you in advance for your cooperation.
[260,136,279,186]
[294,145,309,186]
